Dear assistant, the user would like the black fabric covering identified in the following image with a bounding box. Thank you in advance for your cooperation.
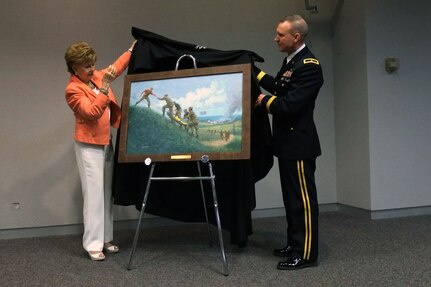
[113,27,273,246]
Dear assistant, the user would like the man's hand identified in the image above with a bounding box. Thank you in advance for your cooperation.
[255,94,265,107]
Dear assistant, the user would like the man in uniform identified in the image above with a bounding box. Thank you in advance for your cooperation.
[254,15,323,270]
[158,94,174,118]
[185,107,199,138]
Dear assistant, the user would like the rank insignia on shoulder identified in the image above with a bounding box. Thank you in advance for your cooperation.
[303,58,319,65]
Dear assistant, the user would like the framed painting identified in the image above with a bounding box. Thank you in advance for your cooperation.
[118,63,251,163]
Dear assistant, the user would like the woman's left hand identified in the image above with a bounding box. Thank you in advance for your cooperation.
[103,65,116,84]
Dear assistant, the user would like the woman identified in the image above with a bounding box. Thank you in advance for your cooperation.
[64,40,135,261]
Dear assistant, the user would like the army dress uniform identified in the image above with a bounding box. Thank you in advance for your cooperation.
[255,45,323,267]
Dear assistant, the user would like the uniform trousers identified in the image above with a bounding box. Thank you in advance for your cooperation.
[278,158,319,262]
[74,140,114,252]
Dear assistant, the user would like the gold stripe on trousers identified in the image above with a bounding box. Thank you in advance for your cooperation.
[297,160,312,260]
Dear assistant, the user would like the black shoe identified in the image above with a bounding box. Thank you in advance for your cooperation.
[277,256,317,270]
[273,245,293,257]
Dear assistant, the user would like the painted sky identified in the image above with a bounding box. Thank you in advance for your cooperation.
[130,72,243,117]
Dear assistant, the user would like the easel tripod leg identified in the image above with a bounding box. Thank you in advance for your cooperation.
[126,163,155,270]
[208,162,229,276]
[197,161,213,246]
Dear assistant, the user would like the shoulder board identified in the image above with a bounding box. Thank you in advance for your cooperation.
[303,58,319,65]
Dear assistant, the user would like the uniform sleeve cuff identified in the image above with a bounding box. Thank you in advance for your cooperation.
[257,71,266,82]
[262,95,276,113]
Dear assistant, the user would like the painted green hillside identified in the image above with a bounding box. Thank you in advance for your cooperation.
[126,106,242,155]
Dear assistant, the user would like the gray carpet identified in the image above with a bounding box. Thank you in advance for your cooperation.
[1,211,431,287]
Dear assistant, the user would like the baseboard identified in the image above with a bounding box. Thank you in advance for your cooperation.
[0,224,84,240]
[0,216,184,240]
[370,205,431,219]
[250,203,340,219]
[1,204,430,240]
[336,204,431,220]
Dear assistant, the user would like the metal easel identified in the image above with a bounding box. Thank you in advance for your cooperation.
[126,55,229,276]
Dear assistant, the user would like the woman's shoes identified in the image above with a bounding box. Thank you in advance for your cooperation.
[87,243,118,260]
[88,251,105,261]
[103,242,119,254]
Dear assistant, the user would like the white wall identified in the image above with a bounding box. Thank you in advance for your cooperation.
[366,0,431,210]
[0,0,337,231]
[334,0,431,211]
[3,0,429,235]
[333,1,371,209]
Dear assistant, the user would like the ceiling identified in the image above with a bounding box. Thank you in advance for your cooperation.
[288,0,341,24]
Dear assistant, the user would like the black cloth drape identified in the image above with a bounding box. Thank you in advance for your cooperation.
[113,27,273,246]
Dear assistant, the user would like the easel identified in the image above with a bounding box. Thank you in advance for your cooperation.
[126,55,229,276]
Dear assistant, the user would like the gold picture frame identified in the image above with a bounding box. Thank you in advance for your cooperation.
[118,63,251,163]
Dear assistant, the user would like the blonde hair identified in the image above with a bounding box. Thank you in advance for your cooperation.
[64,42,97,74]
[281,15,308,39]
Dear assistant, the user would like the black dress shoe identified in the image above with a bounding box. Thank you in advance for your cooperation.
[273,245,293,257]
[277,256,317,270]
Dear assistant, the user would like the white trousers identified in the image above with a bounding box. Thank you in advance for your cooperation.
[74,141,114,252]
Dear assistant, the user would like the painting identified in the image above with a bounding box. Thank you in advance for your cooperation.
[118,63,251,162]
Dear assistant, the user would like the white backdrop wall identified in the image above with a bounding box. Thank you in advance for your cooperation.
[0,0,336,231]
[366,0,431,210]
[333,1,371,209]
[334,0,431,212]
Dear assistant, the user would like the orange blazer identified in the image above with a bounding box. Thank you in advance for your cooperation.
[65,51,131,145]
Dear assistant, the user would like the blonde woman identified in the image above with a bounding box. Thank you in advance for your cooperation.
[64,40,135,261]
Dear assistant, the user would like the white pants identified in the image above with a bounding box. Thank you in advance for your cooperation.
[74,141,114,252]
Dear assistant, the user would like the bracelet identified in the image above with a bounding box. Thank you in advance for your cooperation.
[100,87,109,95]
